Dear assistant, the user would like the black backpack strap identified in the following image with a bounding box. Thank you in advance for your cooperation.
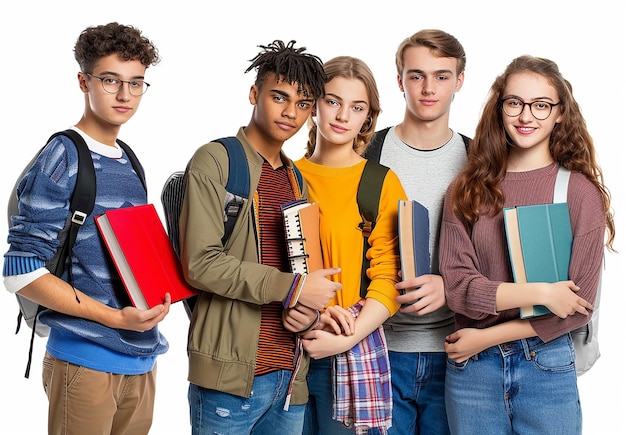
[363,127,391,162]
[356,160,390,298]
[19,130,95,378]
[117,139,147,192]
[459,133,471,152]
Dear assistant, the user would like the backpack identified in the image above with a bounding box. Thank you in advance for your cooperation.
[160,137,304,318]
[7,129,146,378]
[553,167,601,376]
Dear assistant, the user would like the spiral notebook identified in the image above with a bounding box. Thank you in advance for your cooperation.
[281,200,323,274]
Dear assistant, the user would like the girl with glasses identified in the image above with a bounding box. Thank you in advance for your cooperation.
[439,55,615,434]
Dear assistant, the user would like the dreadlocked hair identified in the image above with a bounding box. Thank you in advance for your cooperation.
[245,40,326,101]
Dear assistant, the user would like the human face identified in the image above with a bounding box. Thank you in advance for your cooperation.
[501,71,562,153]
[79,54,147,129]
[248,73,315,145]
[315,76,370,148]
[398,46,463,123]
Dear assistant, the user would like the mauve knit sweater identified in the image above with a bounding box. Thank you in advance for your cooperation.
[439,163,605,343]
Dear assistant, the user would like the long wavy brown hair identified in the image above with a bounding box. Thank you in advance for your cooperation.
[451,55,615,250]
[305,56,381,157]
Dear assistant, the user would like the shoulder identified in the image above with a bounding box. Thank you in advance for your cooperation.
[568,170,604,206]
[28,134,80,181]
[382,166,407,198]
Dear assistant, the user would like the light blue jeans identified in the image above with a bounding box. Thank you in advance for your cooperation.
[188,370,305,435]
[387,351,450,435]
[445,334,581,435]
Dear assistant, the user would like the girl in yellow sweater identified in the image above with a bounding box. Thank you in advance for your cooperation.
[296,56,407,435]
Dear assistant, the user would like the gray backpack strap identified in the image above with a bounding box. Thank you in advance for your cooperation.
[553,166,570,203]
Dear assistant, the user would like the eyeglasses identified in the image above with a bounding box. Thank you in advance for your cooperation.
[85,73,150,96]
[500,98,560,121]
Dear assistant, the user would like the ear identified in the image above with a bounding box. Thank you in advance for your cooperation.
[78,72,89,93]
[397,74,404,93]
[455,71,465,92]
[249,84,258,105]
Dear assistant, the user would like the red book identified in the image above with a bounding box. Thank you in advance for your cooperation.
[95,203,197,310]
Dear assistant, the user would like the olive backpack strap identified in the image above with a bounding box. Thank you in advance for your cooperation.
[356,160,390,298]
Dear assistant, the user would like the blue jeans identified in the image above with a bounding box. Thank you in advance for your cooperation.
[445,334,581,435]
[303,357,382,435]
[387,351,450,435]
[188,370,305,435]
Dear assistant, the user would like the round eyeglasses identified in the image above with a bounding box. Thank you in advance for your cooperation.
[85,73,150,96]
[500,98,560,121]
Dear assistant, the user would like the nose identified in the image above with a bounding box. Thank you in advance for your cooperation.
[282,103,296,119]
[336,106,349,122]
[421,77,434,95]
[116,82,132,102]
[518,103,534,122]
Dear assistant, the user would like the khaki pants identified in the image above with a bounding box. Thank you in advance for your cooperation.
[42,352,156,435]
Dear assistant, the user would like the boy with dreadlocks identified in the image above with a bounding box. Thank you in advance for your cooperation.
[180,40,342,434]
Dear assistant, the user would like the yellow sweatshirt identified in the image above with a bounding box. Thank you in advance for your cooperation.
[295,158,407,315]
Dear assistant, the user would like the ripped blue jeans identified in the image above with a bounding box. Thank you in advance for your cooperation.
[188,370,305,435]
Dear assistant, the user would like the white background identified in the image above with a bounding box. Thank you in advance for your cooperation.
[1,1,623,434]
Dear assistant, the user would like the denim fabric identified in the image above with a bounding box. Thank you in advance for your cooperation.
[189,370,305,435]
[445,334,581,435]
[304,357,357,435]
[387,351,450,435]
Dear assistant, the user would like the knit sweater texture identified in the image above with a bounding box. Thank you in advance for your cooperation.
[4,129,168,374]
[439,163,605,343]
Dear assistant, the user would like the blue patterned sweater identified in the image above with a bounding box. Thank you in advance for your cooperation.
[3,130,168,374]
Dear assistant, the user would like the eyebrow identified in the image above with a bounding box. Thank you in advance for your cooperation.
[503,94,558,102]
[96,71,146,80]
[271,88,314,103]
[406,68,454,75]
[325,92,368,106]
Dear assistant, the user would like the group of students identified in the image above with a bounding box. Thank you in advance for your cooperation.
[3,21,614,435]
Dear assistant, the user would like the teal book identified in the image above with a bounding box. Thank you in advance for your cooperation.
[503,202,573,318]
[398,199,430,281]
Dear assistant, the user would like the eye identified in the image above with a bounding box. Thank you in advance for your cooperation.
[129,80,144,88]
[353,105,364,112]
[533,101,550,111]
[297,102,312,110]
[103,77,120,85]
[507,98,522,107]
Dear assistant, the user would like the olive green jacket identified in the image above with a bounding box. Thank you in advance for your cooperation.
[180,128,309,404]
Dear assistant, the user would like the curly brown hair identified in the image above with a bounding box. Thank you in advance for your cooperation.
[74,22,160,73]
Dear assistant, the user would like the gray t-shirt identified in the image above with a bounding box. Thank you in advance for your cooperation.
[379,127,468,352]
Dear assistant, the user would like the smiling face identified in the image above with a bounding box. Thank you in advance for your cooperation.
[79,54,148,134]
[501,71,562,155]
[315,76,370,149]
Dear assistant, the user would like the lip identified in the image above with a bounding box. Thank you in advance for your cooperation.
[114,106,132,113]
[515,126,537,135]
[276,121,296,130]
[420,99,438,106]
[329,123,348,134]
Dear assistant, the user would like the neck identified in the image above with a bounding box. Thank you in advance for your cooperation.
[395,120,453,150]
[308,137,363,167]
